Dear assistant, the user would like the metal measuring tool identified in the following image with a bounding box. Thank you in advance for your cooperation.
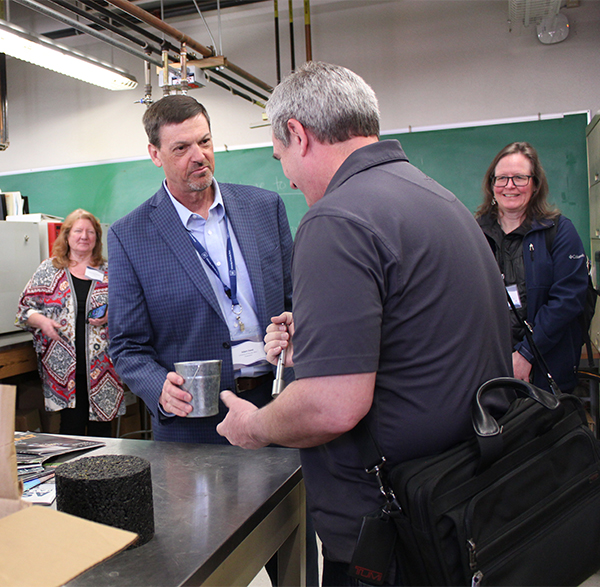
[271,348,286,397]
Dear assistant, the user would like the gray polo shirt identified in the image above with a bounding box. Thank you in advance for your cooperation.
[291,140,512,564]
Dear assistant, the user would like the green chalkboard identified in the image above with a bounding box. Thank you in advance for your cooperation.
[0,113,589,250]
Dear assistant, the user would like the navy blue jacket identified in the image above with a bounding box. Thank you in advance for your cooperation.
[108,183,293,443]
[479,214,588,391]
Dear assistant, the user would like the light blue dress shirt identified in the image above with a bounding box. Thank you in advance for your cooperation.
[165,180,268,378]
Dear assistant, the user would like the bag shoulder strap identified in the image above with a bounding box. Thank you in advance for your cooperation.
[351,420,401,511]
[506,291,561,395]
[352,418,386,473]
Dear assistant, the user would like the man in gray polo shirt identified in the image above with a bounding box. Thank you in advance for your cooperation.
[217,62,512,586]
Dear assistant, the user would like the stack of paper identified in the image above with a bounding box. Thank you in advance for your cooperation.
[14,432,105,505]
[1,191,24,216]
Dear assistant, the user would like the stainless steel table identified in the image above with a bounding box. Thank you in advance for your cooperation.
[64,438,306,587]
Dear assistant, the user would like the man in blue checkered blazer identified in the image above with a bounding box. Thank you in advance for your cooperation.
[107,95,293,444]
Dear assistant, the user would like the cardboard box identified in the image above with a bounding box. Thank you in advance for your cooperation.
[1,385,31,520]
[0,506,137,586]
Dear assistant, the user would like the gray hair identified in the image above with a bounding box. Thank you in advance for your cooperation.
[266,61,380,147]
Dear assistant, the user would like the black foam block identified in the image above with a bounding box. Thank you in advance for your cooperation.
[56,454,155,548]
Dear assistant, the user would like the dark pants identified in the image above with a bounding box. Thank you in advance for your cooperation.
[59,372,113,437]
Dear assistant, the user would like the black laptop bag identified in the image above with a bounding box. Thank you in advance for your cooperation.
[388,377,600,586]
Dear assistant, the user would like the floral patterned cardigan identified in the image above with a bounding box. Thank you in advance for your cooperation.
[15,258,125,421]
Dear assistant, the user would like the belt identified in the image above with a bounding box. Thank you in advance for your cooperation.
[235,373,273,393]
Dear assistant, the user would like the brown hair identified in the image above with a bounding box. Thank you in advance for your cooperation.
[476,141,559,221]
[142,95,210,148]
[52,209,105,269]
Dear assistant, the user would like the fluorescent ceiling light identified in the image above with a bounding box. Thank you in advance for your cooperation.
[0,18,137,91]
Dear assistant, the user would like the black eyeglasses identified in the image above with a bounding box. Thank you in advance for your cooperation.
[492,175,533,188]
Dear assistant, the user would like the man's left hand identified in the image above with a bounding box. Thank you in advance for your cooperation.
[216,390,267,449]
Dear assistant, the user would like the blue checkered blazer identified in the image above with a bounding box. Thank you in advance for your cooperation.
[107,183,293,443]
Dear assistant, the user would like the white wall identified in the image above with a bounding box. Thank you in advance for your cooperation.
[1,0,599,174]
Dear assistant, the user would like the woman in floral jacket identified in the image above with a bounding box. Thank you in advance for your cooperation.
[15,209,124,436]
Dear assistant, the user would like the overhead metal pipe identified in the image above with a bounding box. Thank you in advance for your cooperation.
[104,0,214,57]
[0,0,8,150]
[12,0,163,67]
[0,54,7,150]
[216,0,222,57]
[104,0,273,93]
[190,0,218,54]
[161,47,173,96]
[222,60,272,93]
[203,69,266,108]
[12,0,271,105]
[78,0,171,48]
[139,48,153,105]
[210,68,270,102]
[63,0,179,58]
[44,0,153,52]
[274,0,281,84]
[304,0,312,62]
[179,41,188,94]
[288,0,295,71]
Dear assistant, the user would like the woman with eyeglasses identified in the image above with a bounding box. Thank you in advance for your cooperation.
[476,141,588,393]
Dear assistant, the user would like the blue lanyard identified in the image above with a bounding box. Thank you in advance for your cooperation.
[187,215,246,332]
[187,214,239,306]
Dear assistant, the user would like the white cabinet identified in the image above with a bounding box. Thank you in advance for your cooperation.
[0,221,42,335]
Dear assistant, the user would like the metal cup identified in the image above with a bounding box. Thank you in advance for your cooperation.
[174,360,222,417]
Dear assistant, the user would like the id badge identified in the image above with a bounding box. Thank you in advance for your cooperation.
[231,340,267,370]
[348,510,397,586]
[85,266,104,281]
[506,284,522,309]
